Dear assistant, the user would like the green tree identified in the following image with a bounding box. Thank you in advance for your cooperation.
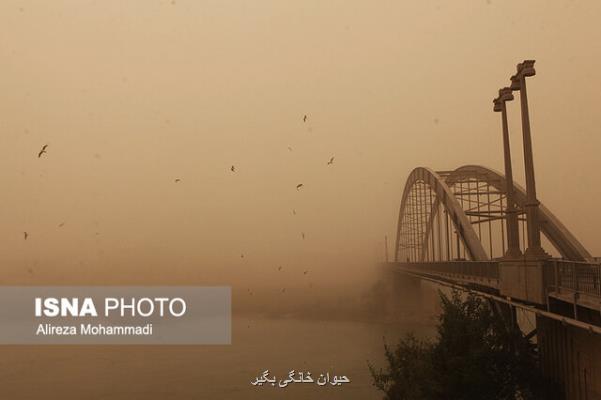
[370,290,557,400]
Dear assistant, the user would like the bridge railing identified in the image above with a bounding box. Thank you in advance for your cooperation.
[395,261,499,287]
[546,259,601,299]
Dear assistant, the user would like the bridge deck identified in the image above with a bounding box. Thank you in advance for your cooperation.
[386,259,601,317]
[388,261,500,289]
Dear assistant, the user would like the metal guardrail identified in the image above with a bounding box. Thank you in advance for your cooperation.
[401,260,600,299]
[547,259,601,299]
[391,259,601,313]
[397,261,499,285]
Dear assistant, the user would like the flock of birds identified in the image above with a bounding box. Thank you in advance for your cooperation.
[236,115,336,295]
[28,115,333,295]
[23,144,53,242]
[23,145,51,241]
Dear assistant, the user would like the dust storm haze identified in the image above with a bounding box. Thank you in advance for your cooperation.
[2,1,601,300]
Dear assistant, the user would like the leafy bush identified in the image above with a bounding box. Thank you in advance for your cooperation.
[369,290,557,400]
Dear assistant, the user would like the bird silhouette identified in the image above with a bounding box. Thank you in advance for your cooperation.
[303,270,309,275]
[278,266,282,271]
[296,183,303,191]
[303,115,307,122]
[174,178,181,183]
[301,232,305,240]
[58,222,65,227]
[240,254,244,258]
[23,232,28,240]
[292,209,296,215]
[281,288,286,293]
[37,144,48,158]
[327,156,335,165]
[231,165,236,172]
[287,146,293,152]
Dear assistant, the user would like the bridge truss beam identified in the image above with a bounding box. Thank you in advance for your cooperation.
[395,165,592,264]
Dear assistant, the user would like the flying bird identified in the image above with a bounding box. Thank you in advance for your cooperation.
[292,209,296,215]
[240,254,244,258]
[23,232,28,240]
[303,270,309,275]
[231,165,236,172]
[287,146,293,152]
[303,115,307,122]
[301,232,305,240]
[174,178,181,183]
[37,144,48,158]
[58,222,65,228]
[327,156,335,165]
[296,183,303,191]
[278,266,282,271]
[281,288,286,293]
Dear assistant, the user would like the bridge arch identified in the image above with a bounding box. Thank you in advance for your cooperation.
[394,165,592,263]
[446,165,591,261]
[394,167,488,262]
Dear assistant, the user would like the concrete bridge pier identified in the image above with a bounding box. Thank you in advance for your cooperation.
[499,259,547,305]
[380,266,424,321]
[537,314,601,400]
[498,259,601,399]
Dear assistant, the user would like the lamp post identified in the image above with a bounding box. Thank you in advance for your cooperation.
[509,60,548,259]
[493,87,522,259]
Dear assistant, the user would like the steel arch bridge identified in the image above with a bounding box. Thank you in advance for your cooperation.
[384,61,601,399]
[394,165,592,264]
[390,164,601,324]
[387,164,601,399]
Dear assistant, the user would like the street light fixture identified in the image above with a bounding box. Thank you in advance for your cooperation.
[510,60,548,259]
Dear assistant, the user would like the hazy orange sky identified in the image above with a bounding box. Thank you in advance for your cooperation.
[1,1,600,286]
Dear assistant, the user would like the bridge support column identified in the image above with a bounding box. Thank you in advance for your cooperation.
[379,265,424,320]
[537,314,601,399]
[499,259,546,305]
[391,273,423,317]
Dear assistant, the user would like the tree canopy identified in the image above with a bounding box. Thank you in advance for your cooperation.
[370,290,558,400]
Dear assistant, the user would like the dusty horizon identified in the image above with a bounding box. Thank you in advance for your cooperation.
[2,1,601,291]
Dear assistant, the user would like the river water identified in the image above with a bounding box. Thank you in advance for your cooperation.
[0,316,436,399]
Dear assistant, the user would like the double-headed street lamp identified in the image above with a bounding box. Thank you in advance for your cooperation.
[509,60,548,259]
